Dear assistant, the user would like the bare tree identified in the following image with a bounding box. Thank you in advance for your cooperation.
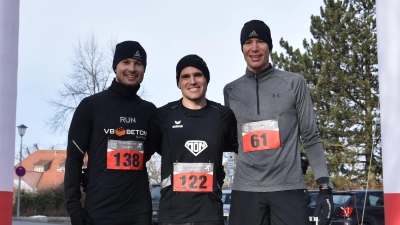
[46,34,115,133]
[15,143,52,162]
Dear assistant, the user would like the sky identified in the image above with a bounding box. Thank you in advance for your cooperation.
[15,0,324,158]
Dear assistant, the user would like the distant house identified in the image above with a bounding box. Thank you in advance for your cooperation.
[13,150,86,191]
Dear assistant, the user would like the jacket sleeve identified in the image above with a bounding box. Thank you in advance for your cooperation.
[221,107,238,154]
[293,75,329,181]
[64,98,93,215]
[223,84,231,108]
[144,111,162,161]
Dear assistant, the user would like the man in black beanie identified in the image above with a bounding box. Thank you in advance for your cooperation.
[145,54,238,225]
[65,40,156,225]
[224,20,334,225]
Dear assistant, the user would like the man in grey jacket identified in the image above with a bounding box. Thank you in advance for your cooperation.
[223,20,333,225]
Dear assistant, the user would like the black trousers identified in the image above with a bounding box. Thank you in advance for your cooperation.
[228,190,309,225]
[90,212,152,225]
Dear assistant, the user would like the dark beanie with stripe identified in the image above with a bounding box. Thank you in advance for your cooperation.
[112,41,147,71]
[240,20,273,51]
[176,54,210,86]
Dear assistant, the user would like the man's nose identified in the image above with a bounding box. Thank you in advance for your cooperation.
[189,76,196,84]
[251,42,258,51]
[129,62,136,72]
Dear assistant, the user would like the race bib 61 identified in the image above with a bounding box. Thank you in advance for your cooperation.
[242,119,281,152]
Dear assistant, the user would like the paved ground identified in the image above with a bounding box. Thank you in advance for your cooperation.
[12,217,70,225]
[13,221,70,225]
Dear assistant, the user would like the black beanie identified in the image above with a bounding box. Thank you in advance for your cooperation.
[112,41,147,71]
[176,54,210,86]
[240,20,273,51]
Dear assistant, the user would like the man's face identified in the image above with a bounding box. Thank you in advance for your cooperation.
[242,38,270,73]
[178,66,207,104]
[115,58,144,87]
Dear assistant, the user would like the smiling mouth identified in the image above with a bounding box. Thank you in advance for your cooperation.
[124,74,138,78]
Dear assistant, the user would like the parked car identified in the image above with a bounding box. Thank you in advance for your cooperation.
[150,184,161,225]
[307,189,319,218]
[222,189,232,225]
[308,190,384,225]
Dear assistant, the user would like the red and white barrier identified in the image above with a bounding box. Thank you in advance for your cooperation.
[377,1,400,224]
[0,0,20,224]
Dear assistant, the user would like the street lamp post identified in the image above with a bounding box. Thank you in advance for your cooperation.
[16,124,27,217]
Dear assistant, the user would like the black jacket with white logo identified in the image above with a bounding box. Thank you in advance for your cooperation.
[64,79,156,218]
[146,99,237,223]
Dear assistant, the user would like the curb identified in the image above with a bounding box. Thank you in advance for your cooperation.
[13,216,70,223]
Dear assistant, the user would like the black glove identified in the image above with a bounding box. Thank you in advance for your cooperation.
[313,189,333,225]
[70,208,93,225]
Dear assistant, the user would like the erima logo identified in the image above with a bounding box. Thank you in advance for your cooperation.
[104,127,147,136]
[120,117,136,124]
[172,120,183,128]
[185,140,208,156]
[249,30,258,37]
[134,51,141,59]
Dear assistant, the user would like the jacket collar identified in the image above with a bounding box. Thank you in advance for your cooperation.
[108,78,140,99]
[245,64,274,80]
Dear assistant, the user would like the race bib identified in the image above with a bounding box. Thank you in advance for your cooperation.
[242,119,281,152]
[106,139,144,170]
[173,162,213,192]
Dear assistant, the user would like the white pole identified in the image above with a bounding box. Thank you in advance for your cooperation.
[0,0,20,224]
[376,0,400,224]
[17,135,23,217]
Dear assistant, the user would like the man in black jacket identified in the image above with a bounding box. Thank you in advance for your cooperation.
[64,41,156,225]
[146,54,237,225]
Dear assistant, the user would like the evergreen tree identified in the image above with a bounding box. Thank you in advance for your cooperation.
[271,0,380,189]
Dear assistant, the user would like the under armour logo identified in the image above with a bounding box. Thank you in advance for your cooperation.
[273,94,281,98]
[175,121,181,124]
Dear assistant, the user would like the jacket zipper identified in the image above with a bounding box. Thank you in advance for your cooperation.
[255,73,260,115]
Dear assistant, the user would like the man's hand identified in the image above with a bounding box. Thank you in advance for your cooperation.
[70,208,93,225]
[313,188,333,225]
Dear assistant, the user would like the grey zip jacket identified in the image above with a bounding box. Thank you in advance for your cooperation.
[223,66,329,192]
